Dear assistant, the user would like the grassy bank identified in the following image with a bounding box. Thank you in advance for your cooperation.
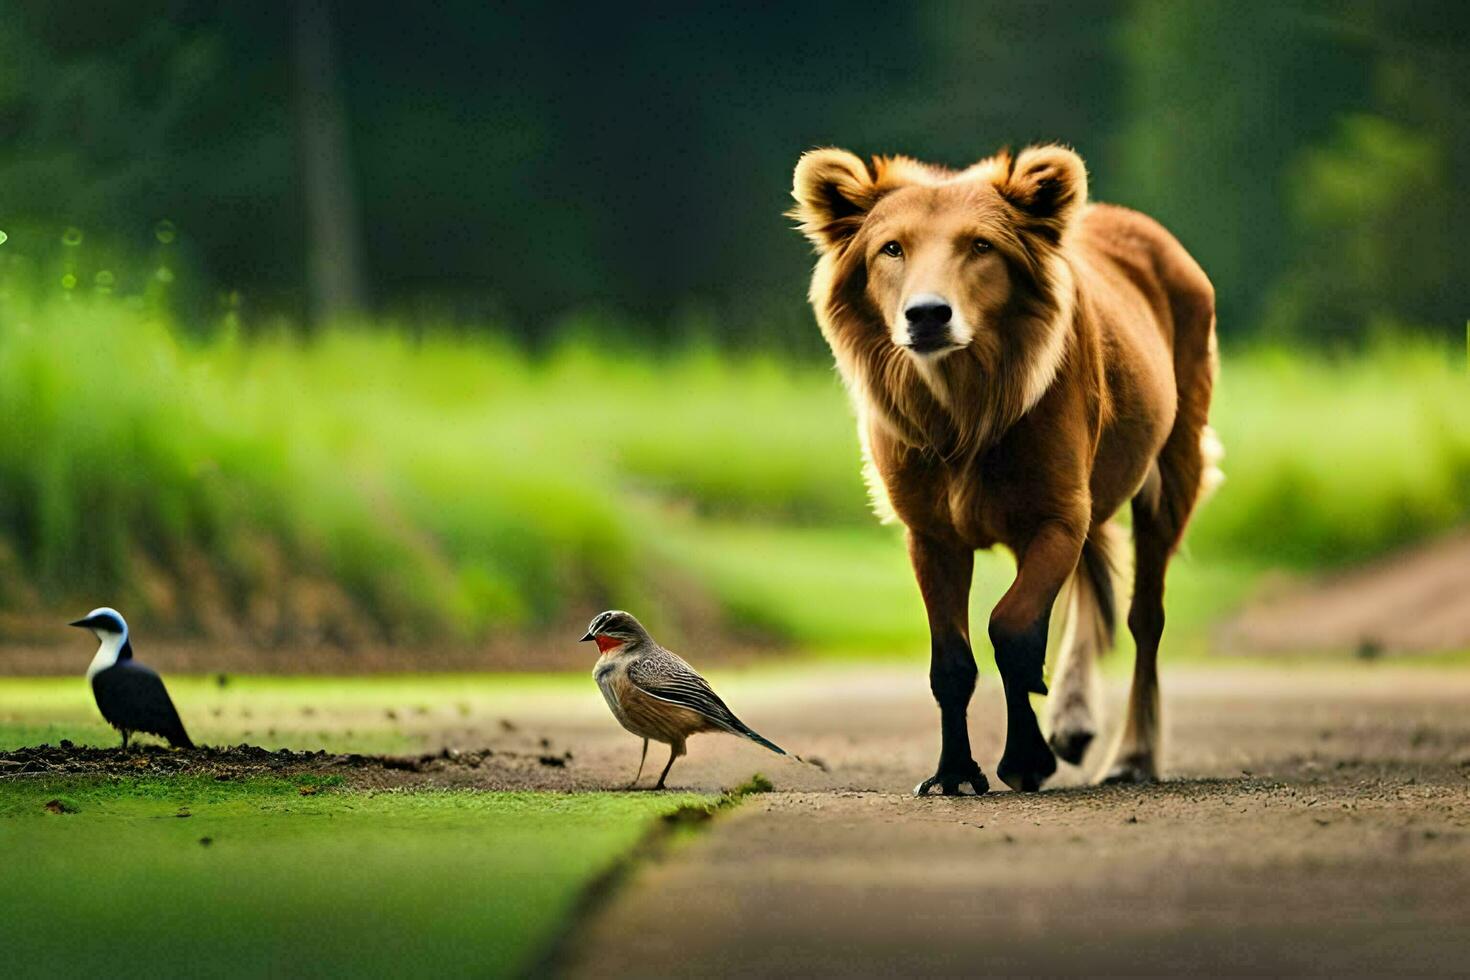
[2,292,1466,654]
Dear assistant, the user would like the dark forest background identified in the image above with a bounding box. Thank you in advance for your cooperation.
[0,0,1466,349]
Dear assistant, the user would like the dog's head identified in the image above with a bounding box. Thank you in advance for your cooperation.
[790,145,1085,370]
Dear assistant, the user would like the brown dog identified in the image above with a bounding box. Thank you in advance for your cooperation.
[790,145,1220,793]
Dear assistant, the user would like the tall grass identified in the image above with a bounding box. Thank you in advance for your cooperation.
[1,291,1465,651]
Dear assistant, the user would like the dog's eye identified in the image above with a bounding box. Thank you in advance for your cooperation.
[973,238,993,254]
[880,240,903,258]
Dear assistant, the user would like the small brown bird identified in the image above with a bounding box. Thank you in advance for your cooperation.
[583,610,784,789]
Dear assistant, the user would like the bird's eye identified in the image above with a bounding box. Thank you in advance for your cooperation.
[973,238,993,255]
[880,240,903,258]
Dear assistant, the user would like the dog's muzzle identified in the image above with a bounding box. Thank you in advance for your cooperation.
[903,296,955,353]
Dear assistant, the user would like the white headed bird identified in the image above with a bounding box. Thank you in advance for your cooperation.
[71,607,193,750]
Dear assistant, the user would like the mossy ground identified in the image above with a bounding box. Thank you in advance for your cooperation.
[0,773,708,977]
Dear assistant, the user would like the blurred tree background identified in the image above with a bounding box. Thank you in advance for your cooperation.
[0,0,1464,348]
[2,0,1468,656]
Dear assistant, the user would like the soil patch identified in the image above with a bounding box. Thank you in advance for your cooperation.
[1221,529,1470,655]
[0,741,585,791]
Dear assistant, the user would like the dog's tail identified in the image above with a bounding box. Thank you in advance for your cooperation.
[1053,522,1122,682]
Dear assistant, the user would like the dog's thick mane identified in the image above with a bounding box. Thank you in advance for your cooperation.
[809,151,1079,468]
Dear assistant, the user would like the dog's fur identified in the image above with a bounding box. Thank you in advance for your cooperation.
[791,144,1220,792]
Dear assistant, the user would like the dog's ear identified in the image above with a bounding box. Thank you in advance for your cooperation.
[789,149,882,252]
[996,144,1088,237]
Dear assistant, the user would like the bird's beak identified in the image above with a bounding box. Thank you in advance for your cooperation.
[68,616,93,629]
[579,630,595,642]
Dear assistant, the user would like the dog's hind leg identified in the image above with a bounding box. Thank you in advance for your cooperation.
[1103,359,1220,783]
[1101,267,1220,784]
[1102,493,1172,783]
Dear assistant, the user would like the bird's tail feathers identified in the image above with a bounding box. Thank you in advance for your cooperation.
[741,727,785,756]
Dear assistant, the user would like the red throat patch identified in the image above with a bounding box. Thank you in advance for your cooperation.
[593,635,624,654]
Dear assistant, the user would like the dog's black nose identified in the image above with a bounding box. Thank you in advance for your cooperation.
[903,296,954,351]
[904,299,952,327]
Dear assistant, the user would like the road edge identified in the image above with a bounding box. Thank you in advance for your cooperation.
[524,774,774,978]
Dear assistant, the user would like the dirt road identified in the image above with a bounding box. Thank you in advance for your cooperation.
[1222,529,1470,655]
[534,663,1470,976]
[10,660,1468,973]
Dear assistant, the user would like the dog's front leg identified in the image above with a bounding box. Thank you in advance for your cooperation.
[990,520,1085,791]
[909,532,988,796]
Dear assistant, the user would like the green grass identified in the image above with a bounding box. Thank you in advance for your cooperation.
[2,289,1466,654]
[1195,342,1470,566]
[0,775,707,977]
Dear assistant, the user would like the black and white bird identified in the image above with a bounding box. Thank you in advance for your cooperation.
[70,607,193,750]
[584,610,784,789]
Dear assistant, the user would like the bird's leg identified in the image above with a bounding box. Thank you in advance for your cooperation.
[653,751,675,790]
[910,535,988,797]
[120,729,131,751]
[627,738,649,790]
[653,740,684,790]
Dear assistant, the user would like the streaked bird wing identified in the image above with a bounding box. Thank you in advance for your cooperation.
[627,651,784,754]
[628,656,739,730]
[92,663,193,748]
